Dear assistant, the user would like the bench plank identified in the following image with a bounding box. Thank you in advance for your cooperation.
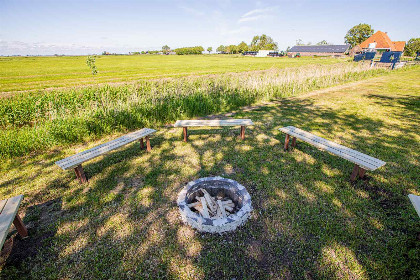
[279,126,385,171]
[0,195,23,249]
[174,119,254,127]
[55,128,156,170]
[408,194,420,218]
[281,126,385,167]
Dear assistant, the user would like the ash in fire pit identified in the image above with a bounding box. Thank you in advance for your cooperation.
[177,177,252,233]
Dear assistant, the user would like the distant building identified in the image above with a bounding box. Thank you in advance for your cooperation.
[355,31,405,54]
[256,50,275,57]
[287,45,351,57]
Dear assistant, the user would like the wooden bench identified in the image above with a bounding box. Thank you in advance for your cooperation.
[279,126,386,181]
[408,194,420,218]
[174,119,254,142]
[1,195,28,250]
[55,128,156,184]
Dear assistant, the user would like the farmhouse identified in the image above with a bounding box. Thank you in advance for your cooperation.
[356,31,405,53]
[287,45,351,57]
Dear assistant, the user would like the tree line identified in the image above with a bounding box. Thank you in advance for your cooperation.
[122,27,419,57]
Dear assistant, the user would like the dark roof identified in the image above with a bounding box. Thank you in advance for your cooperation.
[289,45,350,53]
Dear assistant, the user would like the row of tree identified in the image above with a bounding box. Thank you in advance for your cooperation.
[128,26,419,57]
[174,46,204,55]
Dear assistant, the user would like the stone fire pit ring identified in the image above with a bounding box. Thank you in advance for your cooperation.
[177,176,252,233]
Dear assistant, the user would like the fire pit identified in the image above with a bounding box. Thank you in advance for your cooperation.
[177,177,252,233]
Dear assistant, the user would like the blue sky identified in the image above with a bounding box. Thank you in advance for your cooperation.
[1,0,419,55]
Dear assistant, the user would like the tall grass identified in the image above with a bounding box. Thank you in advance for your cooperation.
[0,63,389,158]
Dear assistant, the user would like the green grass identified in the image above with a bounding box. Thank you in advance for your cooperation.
[0,62,389,158]
[0,55,346,93]
[0,67,419,279]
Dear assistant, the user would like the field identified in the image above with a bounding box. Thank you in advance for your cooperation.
[0,55,346,93]
[0,63,419,279]
[0,62,388,158]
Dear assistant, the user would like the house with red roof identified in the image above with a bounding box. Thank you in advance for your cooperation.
[357,31,405,53]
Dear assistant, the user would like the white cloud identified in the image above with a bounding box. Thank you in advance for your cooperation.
[238,7,276,24]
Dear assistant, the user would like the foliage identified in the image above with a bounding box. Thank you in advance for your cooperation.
[0,63,391,158]
[174,46,204,55]
[226,45,239,54]
[404,38,420,57]
[345,23,374,47]
[296,39,305,46]
[317,40,329,45]
[207,47,212,53]
[216,45,226,53]
[86,55,98,78]
[250,34,278,51]
[162,45,170,54]
[237,41,248,53]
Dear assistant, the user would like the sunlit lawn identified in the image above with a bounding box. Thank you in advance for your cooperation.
[0,67,419,279]
[0,55,345,93]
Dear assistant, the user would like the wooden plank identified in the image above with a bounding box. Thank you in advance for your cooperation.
[57,128,156,169]
[56,128,156,168]
[283,126,386,167]
[174,119,254,127]
[279,126,385,170]
[55,128,156,170]
[0,199,7,214]
[0,195,23,249]
[408,194,420,218]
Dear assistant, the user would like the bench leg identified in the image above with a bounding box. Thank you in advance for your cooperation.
[74,164,88,184]
[284,134,290,151]
[13,214,28,238]
[183,127,188,142]
[350,164,367,181]
[145,135,152,152]
[358,167,366,179]
[291,137,297,149]
[139,138,144,149]
[240,126,245,140]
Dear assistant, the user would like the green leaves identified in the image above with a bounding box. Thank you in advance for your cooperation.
[86,55,98,77]
[344,23,374,47]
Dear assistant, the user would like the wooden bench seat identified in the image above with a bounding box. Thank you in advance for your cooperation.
[408,194,420,218]
[55,128,156,184]
[174,119,254,142]
[279,126,386,181]
[1,195,28,250]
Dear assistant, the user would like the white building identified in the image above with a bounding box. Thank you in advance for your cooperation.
[255,50,274,57]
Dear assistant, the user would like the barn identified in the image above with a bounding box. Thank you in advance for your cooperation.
[287,45,351,57]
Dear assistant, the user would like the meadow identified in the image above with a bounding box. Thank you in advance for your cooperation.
[0,62,389,158]
[0,67,419,279]
[0,55,345,93]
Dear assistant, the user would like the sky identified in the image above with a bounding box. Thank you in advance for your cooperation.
[0,0,419,55]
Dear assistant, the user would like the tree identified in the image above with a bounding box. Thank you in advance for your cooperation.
[174,46,204,55]
[207,47,213,54]
[250,34,278,51]
[295,39,304,46]
[162,45,170,54]
[86,55,98,79]
[216,45,226,53]
[344,23,374,47]
[316,40,329,45]
[237,41,249,53]
[404,38,420,57]
[226,45,239,54]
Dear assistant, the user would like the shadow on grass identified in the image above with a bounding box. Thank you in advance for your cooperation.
[1,88,419,279]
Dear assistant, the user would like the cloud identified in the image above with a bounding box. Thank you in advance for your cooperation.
[238,7,276,24]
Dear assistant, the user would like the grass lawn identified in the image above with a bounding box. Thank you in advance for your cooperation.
[0,55,345,93]
[0,67,419,279]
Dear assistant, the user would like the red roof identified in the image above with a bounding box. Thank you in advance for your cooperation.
[359,31,405,51]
